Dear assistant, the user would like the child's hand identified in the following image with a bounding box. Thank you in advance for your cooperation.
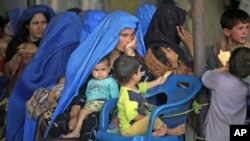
[218,49,230,67]
[156,76,167,85]
[148,71,171,89]
[157,71,172,85]
[163,71,171,78]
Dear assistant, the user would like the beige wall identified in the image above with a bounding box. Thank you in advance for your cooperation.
[104,0,156,14]
[176,0,224,47]
[0,0,26,14]
[0,0,226,47]
[203,0,224,47]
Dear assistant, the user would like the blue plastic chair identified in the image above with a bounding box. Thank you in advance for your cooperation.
[96,75,202,141]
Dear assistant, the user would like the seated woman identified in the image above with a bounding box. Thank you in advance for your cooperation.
[4,5,55,79]
[143,3,194,77]
[143,4,210,140]
[49,10,147,141]
[6,11,82,141]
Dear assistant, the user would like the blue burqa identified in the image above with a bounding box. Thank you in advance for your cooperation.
[48,10,146,136]
[136,3,156,37]
[8,7,24,36]
[6,12,81,141]
[79,10,107,43]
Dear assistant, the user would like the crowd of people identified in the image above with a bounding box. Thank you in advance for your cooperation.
[0,2,249,141]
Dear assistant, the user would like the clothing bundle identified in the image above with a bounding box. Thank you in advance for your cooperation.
[26,84,64,119]
[144,48,189,77]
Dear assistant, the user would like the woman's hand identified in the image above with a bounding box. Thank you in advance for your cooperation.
[124,36,136,56]
[176,26,194,57]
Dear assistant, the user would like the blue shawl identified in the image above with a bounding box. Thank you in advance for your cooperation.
[79,10,107,43]
[8,7,24,36]
[136,3,156,37]
[6,12,81,141]
[50,10,146,133]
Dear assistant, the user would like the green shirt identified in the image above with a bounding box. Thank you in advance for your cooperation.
[117,82,148,131]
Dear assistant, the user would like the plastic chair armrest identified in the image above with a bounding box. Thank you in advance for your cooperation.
[99,98,118,130]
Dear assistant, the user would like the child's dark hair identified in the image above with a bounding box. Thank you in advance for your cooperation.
[99,55,110,66]
[220,9,250,29]
[113,55,140,84]
[229,47,250,78]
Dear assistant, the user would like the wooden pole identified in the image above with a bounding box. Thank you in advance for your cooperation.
[192,1,209,141]
[192,0,206,77]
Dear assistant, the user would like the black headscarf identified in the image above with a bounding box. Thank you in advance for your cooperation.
[144,3,191,67]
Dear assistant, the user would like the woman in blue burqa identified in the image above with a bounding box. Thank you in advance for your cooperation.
[6,11,82,141]
[48,10,146,140]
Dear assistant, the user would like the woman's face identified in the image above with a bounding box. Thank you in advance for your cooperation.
[26,13,48,42]
[161,47,179,68]
[116,28,135,53]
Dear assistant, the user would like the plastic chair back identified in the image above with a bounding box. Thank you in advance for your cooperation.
[96,75,202,141]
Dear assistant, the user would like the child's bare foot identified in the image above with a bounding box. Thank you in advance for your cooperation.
[153,124,167,136]
[166,124,185,136]
[63,130,80,138]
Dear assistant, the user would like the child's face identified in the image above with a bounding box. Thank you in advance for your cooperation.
[225,22,249,44]
[92,61,110,80]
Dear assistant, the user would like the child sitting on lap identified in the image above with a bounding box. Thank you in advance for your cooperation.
[113,55,185,136]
